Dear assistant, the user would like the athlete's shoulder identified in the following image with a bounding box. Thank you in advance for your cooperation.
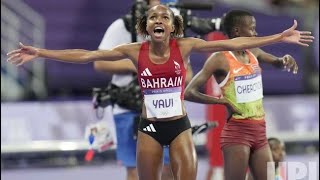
[203,52,229,70]
[207,51,227,61]
[116,42,143,51]
[175,37,203,53]
[176,37,203,44]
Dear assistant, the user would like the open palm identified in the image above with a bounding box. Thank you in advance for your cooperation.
[7,43,39,66]
[281,20,314,46]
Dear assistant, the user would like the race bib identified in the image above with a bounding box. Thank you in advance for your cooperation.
[144,87,183,118]
[234,73,263,103]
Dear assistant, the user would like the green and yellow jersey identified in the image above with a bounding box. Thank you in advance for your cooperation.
[218,50,265,120]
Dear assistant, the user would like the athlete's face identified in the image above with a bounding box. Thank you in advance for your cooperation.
[146,5,175,42]
[270,142,286,165]
[235,16,258,37]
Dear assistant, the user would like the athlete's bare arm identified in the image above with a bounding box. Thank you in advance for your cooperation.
[94,59,137,74]
[189,27,310,53]
[7,42,141,66]
[177,20,312,57]
[251,48,298,74]
[184,53,227,104]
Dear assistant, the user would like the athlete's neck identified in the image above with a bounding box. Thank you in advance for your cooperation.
[232,50,250,64]
[150,39,170,57]
[233,50,246,57]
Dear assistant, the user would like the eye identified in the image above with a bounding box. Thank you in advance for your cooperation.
[149,16,156,20]
[164,16,169,20]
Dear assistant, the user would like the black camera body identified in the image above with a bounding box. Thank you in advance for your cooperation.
[92,86,114,109]
[92,76,143,113]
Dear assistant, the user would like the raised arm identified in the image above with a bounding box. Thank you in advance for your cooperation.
[7,42,134,66]
[191,20,313,53]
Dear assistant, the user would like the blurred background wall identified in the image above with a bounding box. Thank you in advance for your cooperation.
[1,0,319,179]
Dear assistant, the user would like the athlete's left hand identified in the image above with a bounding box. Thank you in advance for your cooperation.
[281,20,314,47]
[281,54,298,74]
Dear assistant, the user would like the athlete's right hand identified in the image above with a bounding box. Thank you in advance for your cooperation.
[7,42,39,66]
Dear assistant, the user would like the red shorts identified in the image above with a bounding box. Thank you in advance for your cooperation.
[220,119,268,151]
